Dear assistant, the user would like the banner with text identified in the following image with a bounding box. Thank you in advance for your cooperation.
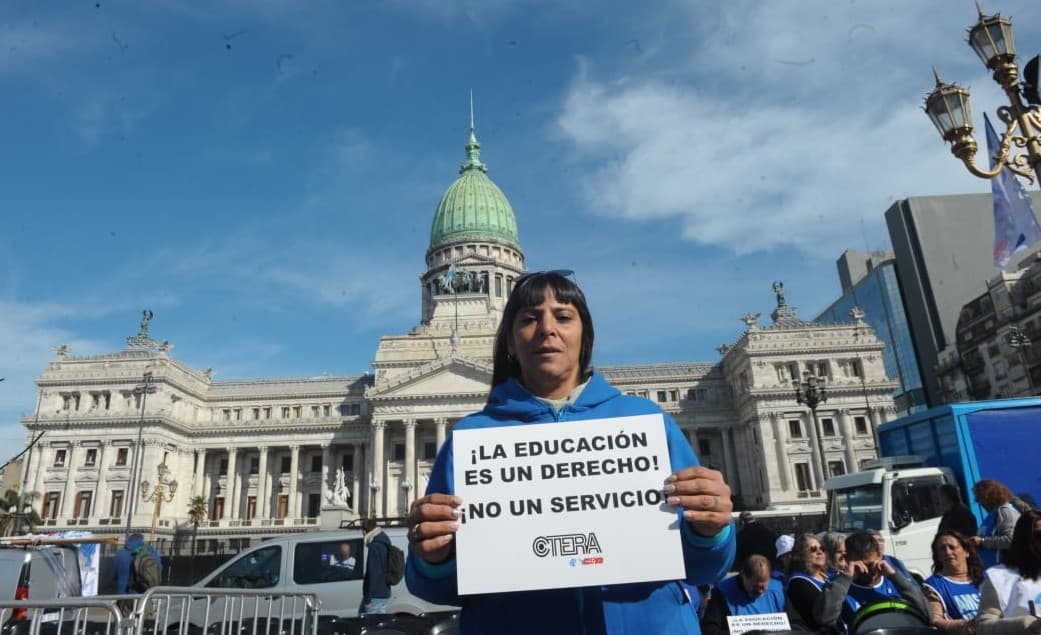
[453,414,684,595]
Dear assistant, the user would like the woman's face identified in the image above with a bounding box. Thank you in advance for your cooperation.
[831,540,847,570]
[807,539,827,570]
[509,287,583,399]
[935,535,968,572]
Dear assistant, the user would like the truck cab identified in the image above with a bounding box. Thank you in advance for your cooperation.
[826,456,953,579]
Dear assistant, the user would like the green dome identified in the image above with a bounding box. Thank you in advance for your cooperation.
[429,129,520,251]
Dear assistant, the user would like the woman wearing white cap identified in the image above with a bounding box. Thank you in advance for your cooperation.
[774,535,795,583]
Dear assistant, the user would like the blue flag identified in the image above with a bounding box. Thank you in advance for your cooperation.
[985,113,1041,267]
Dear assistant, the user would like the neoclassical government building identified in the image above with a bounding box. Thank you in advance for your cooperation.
[19,125,898,547]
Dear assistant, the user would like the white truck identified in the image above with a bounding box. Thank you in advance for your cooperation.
[825,397,1041,580]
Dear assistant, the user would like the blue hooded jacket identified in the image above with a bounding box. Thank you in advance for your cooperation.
[405,372,736,634]
[114,533,163,594]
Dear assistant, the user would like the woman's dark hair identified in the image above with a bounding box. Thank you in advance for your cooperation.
[931,530,984,585]
[788,533,824,577]
[1003,510,1041,580]
[489,271,595,397]
[973,479,1013,511]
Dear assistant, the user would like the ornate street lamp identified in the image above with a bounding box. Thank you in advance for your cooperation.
[126,371,157,533]
[141,462,178,542]
[924,7,1041,184]
[1008,325,1034,394]
[794,371,829,490]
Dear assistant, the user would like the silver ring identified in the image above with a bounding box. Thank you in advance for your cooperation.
[409,522,421,541]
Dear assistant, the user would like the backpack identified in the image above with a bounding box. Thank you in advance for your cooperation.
[385,543,405,586]
[130,546,161,592]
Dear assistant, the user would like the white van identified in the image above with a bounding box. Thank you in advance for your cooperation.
[191,527,458,630]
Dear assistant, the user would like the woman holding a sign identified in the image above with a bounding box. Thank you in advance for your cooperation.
[404,270,737,634]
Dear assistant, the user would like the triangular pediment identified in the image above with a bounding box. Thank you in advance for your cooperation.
[367,356,492,399]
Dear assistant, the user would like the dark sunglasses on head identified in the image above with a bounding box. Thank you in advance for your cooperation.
[513,269,577,287]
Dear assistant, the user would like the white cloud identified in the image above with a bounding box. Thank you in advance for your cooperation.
[555,0,1041,256]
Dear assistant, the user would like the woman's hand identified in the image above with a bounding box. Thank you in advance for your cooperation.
[969,536,984,547]
[663,466,733,537]
[406,494,463,565]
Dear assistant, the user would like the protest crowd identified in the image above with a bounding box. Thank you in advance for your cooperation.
[688,481,1038,635]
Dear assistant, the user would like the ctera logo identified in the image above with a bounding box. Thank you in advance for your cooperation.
[532,533,603,558]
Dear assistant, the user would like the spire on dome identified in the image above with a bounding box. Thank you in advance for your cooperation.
[461,91,487,173]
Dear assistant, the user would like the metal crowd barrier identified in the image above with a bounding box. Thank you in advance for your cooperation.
[0,597,125,635]
[129,587,319,635]
[0,589,319,635]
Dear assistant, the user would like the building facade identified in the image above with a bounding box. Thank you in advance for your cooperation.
[19,125,897,549]
[815,250,928,416]
[936,255,1041,402]
[885,192,1041,407]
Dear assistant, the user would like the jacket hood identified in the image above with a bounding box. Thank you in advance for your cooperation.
[125,534,145,551]
[485,371,620,422]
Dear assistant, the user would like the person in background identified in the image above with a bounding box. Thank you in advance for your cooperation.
[360,518,391,616]
[701,555,786,635]
[939,484,979,539]
[773,535,795,584]
[404,271,736,634]
[818,531,930,633]
[923,530,983,635]
[783,533,833,633]
[735,512,777,571]
[113,533,162,594]
[821,532,847,579]
[867,528,915,582]
[976,510,1041,635]
[973,479,1023,569]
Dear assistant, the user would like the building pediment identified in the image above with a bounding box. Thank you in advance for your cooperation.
[366,356,492,400]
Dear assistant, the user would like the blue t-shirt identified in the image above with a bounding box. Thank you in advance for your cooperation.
[841,576,904,629]
[717,575,785,616]
[924,575,981,620]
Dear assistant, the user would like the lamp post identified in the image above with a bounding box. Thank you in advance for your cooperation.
[924,7,1041,185]
[794,371,829,490]
[401,478,412,514]
[7,502,32,536]
[1008,325,1034,394]
[140,462,178,542]
[369,475,380,518]
[126,371,157,533]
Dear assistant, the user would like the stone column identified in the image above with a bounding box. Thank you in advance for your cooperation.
[404,420,416,508]
[60,445,77,519]
[372,420,386,517]
[91,443,109,522]
[195,448,209,497]
[288,445,299,520]
[350,444,361,512]
[224,448,237,520]
[769,414,791,491]
[838,409,857,474]
[720,429,740,495]
[804,413,826,491]
[257,446,269,519]
[321,444,332,507]
[435,418,447,452]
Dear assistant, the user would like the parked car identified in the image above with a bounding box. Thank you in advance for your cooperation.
[188,528,458,634]
[0,543,83,629]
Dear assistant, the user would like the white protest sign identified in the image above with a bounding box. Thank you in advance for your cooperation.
[452,413,684,595]
[726,613,791,635]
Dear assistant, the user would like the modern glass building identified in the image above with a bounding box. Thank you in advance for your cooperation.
[815,254,928,416]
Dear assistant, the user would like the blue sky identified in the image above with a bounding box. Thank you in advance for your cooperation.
[2,0,1040,453]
